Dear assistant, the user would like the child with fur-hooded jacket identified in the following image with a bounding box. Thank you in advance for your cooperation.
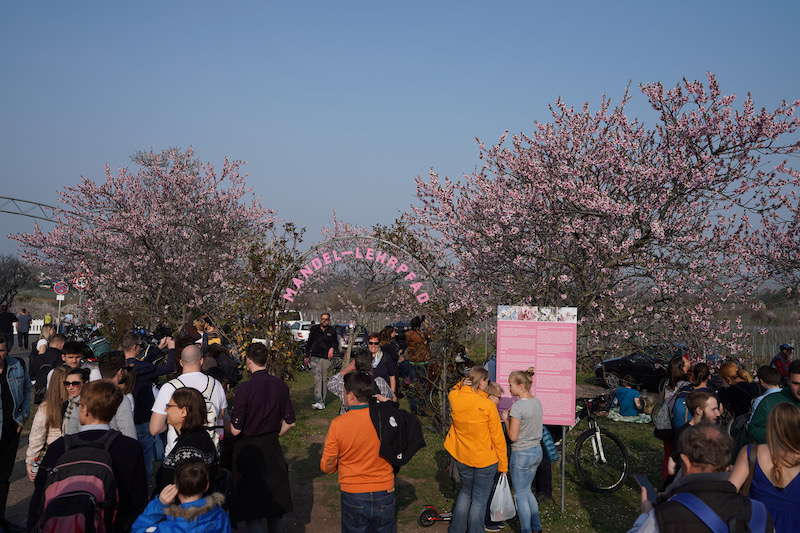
[132,462,231,533]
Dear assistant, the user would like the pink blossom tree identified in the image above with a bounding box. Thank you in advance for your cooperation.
[412,74,800,360]
[12,148,275,328]
[752,195,800,301]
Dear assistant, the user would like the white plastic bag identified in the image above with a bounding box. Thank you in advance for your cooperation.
[489,472,516,522]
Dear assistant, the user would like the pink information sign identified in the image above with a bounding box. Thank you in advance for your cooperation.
[496,306,577,426]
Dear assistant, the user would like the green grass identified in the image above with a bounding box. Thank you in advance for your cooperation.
[283,371,660,532]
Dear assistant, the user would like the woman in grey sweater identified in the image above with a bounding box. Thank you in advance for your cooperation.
[502,368,543,533]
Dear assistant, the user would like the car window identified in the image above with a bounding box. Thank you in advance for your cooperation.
[302,324,311,331]
[278,311,302,322]
[627,354,648,365]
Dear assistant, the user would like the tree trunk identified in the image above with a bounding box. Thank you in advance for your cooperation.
[343,322,356,365]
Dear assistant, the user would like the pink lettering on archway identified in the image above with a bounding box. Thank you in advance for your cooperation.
[281,248,430,304]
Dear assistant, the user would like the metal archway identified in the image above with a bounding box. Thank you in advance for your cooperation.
[267,234,441,313]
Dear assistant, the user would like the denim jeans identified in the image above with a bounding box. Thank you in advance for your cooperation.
[449,460,498,533]
[340,490,396,533]
[510,446,543,533]
[135,422,156,479]
[483,471,504,528]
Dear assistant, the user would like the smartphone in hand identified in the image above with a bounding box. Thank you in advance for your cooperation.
[632,473,657,503]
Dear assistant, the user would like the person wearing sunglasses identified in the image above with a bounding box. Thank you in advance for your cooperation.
[368,334,397,396]
[61,367,90,435]
[26,365,74,482]
[305,313,339,410]
[327,351,394,414]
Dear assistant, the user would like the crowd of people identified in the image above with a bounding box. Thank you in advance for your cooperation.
[0,317,263,532]
[0,304,796,533]
[629,344,798,532]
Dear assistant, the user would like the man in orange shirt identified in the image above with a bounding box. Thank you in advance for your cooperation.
[321,371,396,533]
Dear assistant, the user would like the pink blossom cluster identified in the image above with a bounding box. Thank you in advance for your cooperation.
[411,74,800,357]
[12,148,274,325]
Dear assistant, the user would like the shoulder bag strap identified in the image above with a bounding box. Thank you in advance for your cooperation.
[669,492,728,533]
[100,429,120,450]
[748,498,767,533]
[203,375,215,398]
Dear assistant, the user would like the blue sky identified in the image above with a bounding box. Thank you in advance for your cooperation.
[1,1,798,253]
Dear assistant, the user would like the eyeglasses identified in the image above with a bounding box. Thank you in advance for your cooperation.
[368,341,380,345]
[63,381,83,387]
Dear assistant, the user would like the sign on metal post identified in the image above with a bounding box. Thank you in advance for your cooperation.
[53,281,69,295]
[496,305,578,513]
[53,281,69,327]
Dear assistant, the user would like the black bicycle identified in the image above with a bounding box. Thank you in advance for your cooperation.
[570,395,629,492]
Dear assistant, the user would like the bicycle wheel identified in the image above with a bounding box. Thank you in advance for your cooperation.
[573,428,628,492]
[418,508,438,527]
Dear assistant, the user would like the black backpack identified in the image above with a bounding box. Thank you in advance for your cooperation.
[34,363,53,404]
[36,430,120,533]
[368,398,426,472]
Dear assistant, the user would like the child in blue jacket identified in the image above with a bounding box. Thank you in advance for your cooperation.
[133,461,231,533]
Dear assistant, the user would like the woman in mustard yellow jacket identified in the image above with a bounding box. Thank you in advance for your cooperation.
[444,367,508,533]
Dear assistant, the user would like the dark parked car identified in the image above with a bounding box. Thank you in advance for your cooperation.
[595,344,688,392]
[334,324,368,354]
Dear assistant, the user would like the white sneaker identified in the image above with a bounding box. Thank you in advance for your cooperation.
[312,402,325,410]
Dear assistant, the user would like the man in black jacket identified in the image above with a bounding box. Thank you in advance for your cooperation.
[304,313,338,410]
[123,332,176,479]
[28,380,147,532]
[628,423,773,532]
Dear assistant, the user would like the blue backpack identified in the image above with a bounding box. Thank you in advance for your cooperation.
[670,492,768,533]
[670,385,695,430]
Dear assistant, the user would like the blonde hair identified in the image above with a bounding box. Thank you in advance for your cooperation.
[767,403,800,486]
[719,362,739,384]
[509,367,536,390]
[40,324,56,342]
[485,381,504,398]
[465,367,488,391]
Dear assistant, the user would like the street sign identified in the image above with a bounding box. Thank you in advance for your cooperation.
[56,294,65,301]
[53,281,69,295]
[74,276,88,290]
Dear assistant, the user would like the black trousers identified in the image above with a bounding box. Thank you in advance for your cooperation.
[0,424,21,520]
[16,333,28,350]
[533,448,552,498]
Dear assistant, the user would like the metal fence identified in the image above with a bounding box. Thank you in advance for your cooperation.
[750,325,799,365]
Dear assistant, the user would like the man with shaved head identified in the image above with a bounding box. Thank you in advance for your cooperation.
[149,344,227,455]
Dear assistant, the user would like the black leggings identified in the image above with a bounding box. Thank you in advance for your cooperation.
[533,449,552,498]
